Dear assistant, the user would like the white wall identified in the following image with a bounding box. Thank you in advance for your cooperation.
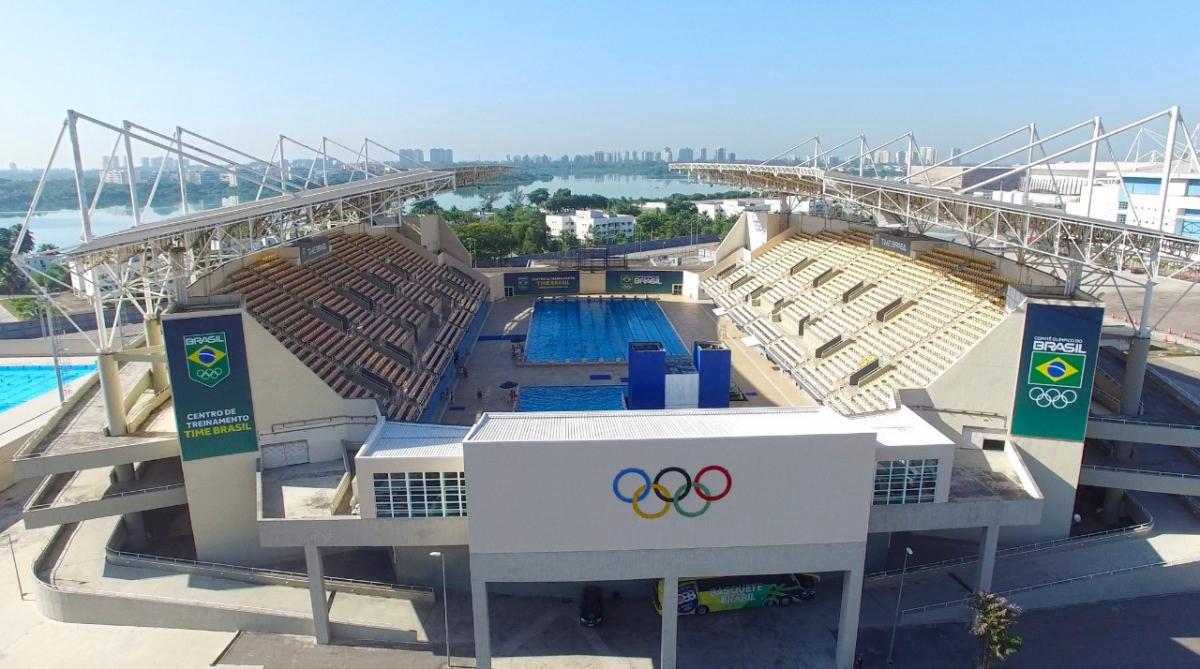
[465,433,877,555]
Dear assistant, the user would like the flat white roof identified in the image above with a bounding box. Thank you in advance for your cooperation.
[466,406,950,447]
[358,422,468,459]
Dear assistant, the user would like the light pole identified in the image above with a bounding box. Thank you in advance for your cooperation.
[429,551,450,667]
[886,546,914,665]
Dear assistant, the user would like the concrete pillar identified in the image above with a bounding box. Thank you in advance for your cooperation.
[97,351,127,437]
[113,463,148,550]
[974,524,1000,592]
[1103,334,1152,522]
[660,575,679,669]
[836,567,864,669]
[305,545,331,644]
[470,571,492,669]
[145,316,169,393]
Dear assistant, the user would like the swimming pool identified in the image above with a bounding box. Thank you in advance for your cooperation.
[0,364,96,413]
[516,385,628,412]
[525,298,688,363]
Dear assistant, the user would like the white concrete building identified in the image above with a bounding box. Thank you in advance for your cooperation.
[545,209,635,241]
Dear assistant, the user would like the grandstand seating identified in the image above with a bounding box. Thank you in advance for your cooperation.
[217,232,486,420]
[704,230,1010,415]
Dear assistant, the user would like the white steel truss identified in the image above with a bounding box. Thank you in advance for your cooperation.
[673,106,1200,292]
[11,110,507,352]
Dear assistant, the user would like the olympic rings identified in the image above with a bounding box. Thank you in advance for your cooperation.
[631,484,672,519]
[653,467,692,502]
[1028,387,1077,409]
[195,368,224,380]
[673,482,711,518]
[612,466,732,519]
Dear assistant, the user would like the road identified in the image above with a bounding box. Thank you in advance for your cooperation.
[857,593,1200,668]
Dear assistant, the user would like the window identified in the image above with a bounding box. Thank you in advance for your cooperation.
[672,284,683,296]
[873,458,938,505]
[1117,200,1128,210]
[504,286,515,297]
[1116,214,1127,225]
[373,471,467,518]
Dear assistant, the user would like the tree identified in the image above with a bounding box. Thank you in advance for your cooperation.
[36,242,58,252]
[0,224,34,294]
[479,191,501,212]
[508,187,526,209]
[2,296,41,321]
[409,199,442,215]
[527,187,550,207]
[968,592,1022,669]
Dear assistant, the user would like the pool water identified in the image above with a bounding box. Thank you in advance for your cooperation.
[525,298,688,363]
[0,364,96,413]
[517,385,627,412]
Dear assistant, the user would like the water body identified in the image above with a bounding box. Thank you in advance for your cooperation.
[1,174,736,249]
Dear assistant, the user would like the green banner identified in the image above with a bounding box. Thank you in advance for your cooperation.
[504,271,579,295]
[163,312,260,461]
[1010,303,1103,441]
[606,270,683,294]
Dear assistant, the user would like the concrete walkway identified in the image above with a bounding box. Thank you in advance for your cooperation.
[44,514,434,642]
[862,491,1200,627]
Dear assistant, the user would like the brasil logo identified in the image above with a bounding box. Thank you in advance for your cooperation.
[184,332,230,388]
[620,273,634,289]
[1028,351,1084,389]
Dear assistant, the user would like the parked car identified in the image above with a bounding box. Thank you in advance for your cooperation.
[579,585,603,627]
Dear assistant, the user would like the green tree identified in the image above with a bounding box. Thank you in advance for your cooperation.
[479,192,501,212]
[409,199,442,215]
[0,224,35,293]
[527,187,550,207]
[508,187,526,209]
[2,296,41,321]
[968,592,1022,669]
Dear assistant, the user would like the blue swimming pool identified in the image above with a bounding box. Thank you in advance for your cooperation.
[525,298,688,363]
[516,385,628,412]
[0,364,96,413]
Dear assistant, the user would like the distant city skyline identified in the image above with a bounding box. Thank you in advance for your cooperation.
[0,2,1196,168]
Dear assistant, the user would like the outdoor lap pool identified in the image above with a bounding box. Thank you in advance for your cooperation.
[524,297,688,363]
[0,364,96,413]
[516,385,627,412]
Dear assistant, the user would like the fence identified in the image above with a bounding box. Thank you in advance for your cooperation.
[473,234,719,268]
[0,305,144,340]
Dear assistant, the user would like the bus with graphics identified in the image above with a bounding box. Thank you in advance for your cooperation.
[653,574,820,616]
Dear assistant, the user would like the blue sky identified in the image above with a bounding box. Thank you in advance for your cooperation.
[1,0,1197,166]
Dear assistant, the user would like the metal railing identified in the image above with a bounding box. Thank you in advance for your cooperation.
[269,414,378,433]
[26,481,186,512]
[866,509,1155,581]
[901,561,1169,617]
[1088,414,1200,430]
[105,547,433,600]
[1081,464,1200,480]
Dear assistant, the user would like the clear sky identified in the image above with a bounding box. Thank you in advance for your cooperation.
[1,0,1197,167]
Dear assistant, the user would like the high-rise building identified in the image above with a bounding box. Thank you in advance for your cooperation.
[950,147,964,166]
[728,152,736,162]
[663,147,673,162]
[429,148,454,165]
[100,156,122,171]
[895,151,907,166]
[715,148,726,162]
[873,149,891,165]
[678,147,694,162]
[699,148,708,162]
[920,146,937,164]
[7,162,15,171]
[397,148,424,165]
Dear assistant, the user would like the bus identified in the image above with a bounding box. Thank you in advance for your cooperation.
[654,573,820,616]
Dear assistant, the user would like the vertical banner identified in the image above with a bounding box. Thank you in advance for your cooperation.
[1010,303,1104,441]
[163,311,260,461]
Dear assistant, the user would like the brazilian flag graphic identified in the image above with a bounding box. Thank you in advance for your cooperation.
[1027,351,1085,389]
[185,333,230,388]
